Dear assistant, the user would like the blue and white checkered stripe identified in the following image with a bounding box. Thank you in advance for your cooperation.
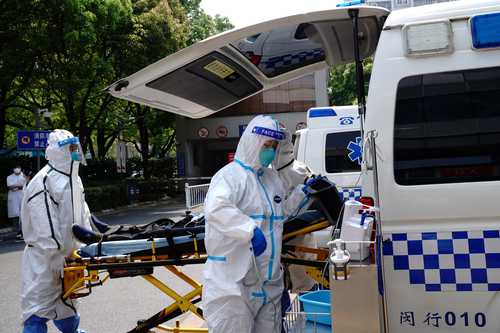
[383,230,500,292]
[262,48,325,72]
[339,187,362,201]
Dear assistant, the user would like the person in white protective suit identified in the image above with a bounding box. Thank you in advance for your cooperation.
[203,115,313,333]
[272,127,318,293]
[7,165,26,236]
[20,129,91,333]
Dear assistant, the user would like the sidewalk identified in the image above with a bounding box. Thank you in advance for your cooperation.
[0,196,186,242]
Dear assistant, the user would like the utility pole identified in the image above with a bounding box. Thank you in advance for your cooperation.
[35,108,41,171]
[34,108,49,171]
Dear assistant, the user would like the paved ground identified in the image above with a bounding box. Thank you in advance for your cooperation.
[0,199,206,333]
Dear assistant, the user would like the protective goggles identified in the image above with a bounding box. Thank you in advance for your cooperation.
[251,126,285,141]
[58,137,80,147]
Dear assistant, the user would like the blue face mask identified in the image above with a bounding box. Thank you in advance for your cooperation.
[259,148,276,168]
[71,151,82,162]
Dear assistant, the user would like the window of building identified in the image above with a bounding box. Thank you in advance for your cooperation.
[394,66,500,185]
[396,0,408,5]
[325,131,361,173]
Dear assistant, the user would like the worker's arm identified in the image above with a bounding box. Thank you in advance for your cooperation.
[282,184,310,218]
[204,173,256,243]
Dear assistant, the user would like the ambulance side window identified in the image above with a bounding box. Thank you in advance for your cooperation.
[394,66,500,185]
[325,131,361,173]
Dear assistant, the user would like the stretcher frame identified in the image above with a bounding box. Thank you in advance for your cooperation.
[63,217,333,332]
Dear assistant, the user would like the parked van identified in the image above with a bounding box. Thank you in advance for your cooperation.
[295,105,362,201]
[107,1,500,332]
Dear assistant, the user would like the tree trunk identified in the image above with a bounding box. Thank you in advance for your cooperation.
[0,89,7,149]
[96,127,106,160]
[135,105,150,179]
[87,134,96,160]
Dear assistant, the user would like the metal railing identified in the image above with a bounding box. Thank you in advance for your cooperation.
[185,182,210,210]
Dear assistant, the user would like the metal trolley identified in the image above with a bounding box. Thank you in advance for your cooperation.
[283,294,331,333]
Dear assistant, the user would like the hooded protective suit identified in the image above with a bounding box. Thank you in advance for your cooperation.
[202,116,307,333]
[7,170,26,218]
[272,127,318,292]
[20,129,91,331]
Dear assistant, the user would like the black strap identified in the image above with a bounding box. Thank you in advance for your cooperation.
[47,163,70,177]
[277,159,294,172]
[27,190,45,203]
[49,195,59,206]
[69,161,75,225]
[28,189,59,207]
[59,277,77,315]
[43,175,61,250]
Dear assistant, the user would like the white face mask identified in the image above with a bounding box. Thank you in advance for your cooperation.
[13,168,21,174]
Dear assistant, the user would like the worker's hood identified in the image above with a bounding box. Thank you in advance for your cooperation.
[235,115,285,170]
[46,129,80,174]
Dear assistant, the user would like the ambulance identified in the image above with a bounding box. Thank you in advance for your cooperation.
[295,105,362,202]
[107,0,500,331]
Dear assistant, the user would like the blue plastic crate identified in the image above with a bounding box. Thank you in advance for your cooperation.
[298,290,332,326]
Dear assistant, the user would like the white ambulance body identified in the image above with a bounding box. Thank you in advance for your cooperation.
[364,2,500,332]
[107,1,500,331]
[295,105,362,201]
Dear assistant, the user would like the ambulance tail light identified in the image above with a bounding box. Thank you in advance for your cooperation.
[249,53,262,66]
[359,196,374,209]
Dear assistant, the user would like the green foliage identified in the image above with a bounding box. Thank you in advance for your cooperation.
[328,58,373,106]
[0,0,233,177]
[183,0,234,43]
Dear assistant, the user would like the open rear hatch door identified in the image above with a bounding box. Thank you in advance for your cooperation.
[107,6,389,118]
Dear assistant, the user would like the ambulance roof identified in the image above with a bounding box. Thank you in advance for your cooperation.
[306,106,360,130]
[385,0,500,27]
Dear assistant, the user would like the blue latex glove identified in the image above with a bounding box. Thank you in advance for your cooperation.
[303,175,323,194]
[251,227,267,256]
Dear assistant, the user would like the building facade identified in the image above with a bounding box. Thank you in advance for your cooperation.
[176,69,329,178]
[366,0,455,11]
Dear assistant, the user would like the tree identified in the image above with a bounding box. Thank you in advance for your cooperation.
[118,0,190,178]
[0,0,233,175]
[182,0,234,43]
[328,58,373,106]
[34,0,133,150]
[0,0,44,148]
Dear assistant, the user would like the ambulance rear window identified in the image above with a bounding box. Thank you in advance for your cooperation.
[325,131,361,173]
[394,66,500,185]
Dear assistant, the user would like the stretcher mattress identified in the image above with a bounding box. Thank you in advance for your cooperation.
[78,210,326,258]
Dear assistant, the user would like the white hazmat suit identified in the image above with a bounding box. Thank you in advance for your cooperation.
[203,116,307,333]
[21,129,91,331]
[7,170,26,218]
[272,127,318,292]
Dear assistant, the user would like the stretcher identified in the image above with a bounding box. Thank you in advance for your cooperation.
[64,178,343,333]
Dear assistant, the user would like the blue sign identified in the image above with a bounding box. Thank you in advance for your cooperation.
[17,130,51,151]
[340,116,355,126]
[347,136,363,165]
[239,124,248,137]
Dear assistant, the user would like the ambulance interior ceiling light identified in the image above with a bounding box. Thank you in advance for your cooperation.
[470,12,500,50]
[403,20,453,56]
